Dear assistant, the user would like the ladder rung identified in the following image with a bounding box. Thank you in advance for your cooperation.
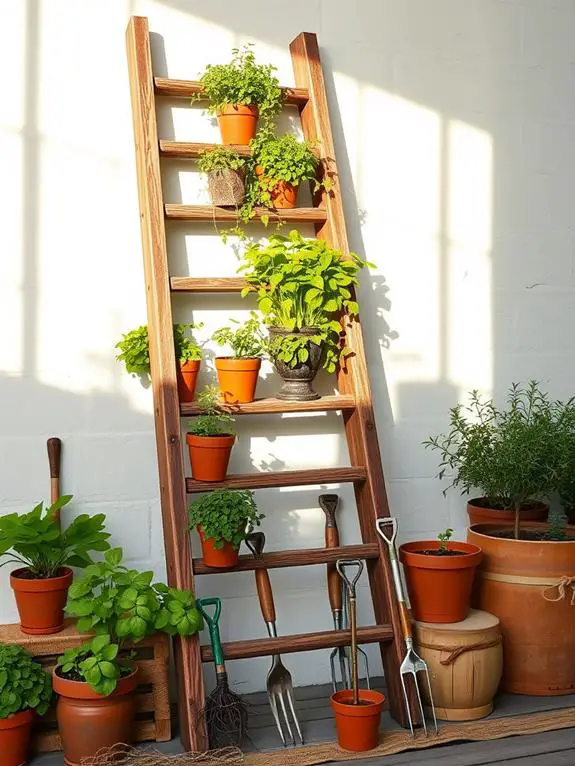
[171,277,245,293]
[154,77,309,107]
[186,467,367,493]
[181,394,356,416]
[201,625,394,661]
[165,204,327,223]
[193,543,378,574]
[159,140,319,160]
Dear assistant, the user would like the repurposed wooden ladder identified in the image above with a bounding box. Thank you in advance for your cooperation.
[125,15,417,752]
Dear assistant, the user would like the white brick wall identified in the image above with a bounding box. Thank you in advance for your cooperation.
[1,0,575,692]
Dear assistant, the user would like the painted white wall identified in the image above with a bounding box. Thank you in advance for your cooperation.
[2,0,575,694]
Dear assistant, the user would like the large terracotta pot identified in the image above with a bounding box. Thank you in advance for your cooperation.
[217,104,258,145]
[467,523,575,695]
[176,359,201,403]
[0,708,34,766]
[10,567,73,635]
[215,357,261,404]
[186,433,235,482]
[54,667,139,766]
[268,327,322,401]
[331,689,385,752]
[467,498,548,526]
[198,526,240,568]
[255,166,299,209]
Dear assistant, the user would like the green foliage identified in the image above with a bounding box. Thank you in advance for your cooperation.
[115,324,203,374]
[238,230,372,372]
[197,146,246,173]
[437,528,454,554]
[186,385,235,437]
[212,312,268,359]
[0,643,52,718]
[59,635,125,697]
[0,495,110,578]
[173,323,203,362]
[188,489,264,549]
[254,133,324,206]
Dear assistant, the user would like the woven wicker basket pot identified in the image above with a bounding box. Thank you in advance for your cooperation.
[207,168,245,207]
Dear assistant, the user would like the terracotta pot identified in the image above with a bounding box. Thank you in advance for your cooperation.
[217,104,258,145]
[268,327,322,401]
[399,542,483,624]
[331,689,385,752]
[54,667,138,766]
[176,359,201,403]
[467,523,575,696]
[0,708,34,766]
[186,433,235,482]
[215,357,261,404]
[467,498,548,526]
[198,526,240,568]
[255,166,299,209]
[10,567,73,635]
[207,168,245,207]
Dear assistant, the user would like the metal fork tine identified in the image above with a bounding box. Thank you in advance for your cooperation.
[267,690,286,747]
[412,671,428,737]
[277,688,295,746]
[422,665,439,734]
[399,673,415,738]
[285,685,304,745]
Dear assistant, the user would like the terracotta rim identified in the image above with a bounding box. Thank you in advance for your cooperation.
[400,541,483,570]
[186,434,235,448]
[469,522,575,544]
[217,104,258,116]
[177,359,201,371]
[215,357,261,371]
[468,498,549,513]
[331,689,386,715]
[53,666,139,700]
[0,708,34,730]
[10,567,73,592]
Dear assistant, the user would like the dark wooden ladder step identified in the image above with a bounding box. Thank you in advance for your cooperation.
[186,467,367,493]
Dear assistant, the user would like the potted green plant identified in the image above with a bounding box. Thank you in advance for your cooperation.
[0,643,52,766]
[186,386,236,481]
[198,146,247,207]
[254,133,323,209]
[211,312,268,403]
[399,528,482,623]
[195,44,282,145]
[55,548,203,766]
[238,230,372,400]
[189,489,264,568]
[115,323,203,403]
[0,495,110,635]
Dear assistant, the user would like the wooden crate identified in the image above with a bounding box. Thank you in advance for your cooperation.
[0,619,172,752]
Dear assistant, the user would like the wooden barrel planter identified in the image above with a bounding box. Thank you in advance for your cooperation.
[413,609,503,721]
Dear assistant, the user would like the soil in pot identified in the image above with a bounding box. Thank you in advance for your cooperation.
[0,708,34,766]
[198,526,240,568]
[177,360,201,403]
[186,433,235,482]
[255,167,299,209]
[217,104,258,145]
[269,327,322,402]
[54,666,138,766]
[331,689,385,751]
[399,542,483,623]
[10,567,73,635]
[207,169,245,207]
[215,357,261,404]
[467,498,548,526]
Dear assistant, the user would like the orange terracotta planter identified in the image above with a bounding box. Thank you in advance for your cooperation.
[215,357,261,404]
[10,567,73,635]
[217,104,258,145]
[186,433,235,482]
[176,359,201,403]
[255,166,299,209]
[0,708,34,766]
[198,526,240,568]
[54,667,138,766]
[331,689,385,752]
[399,542,483,624]
[467,523,575,696]
[467,498,548,526]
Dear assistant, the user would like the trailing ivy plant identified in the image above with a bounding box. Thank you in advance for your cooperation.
[238,230,372,372]
[115,323,203,374]
[0,643,53,718]
[188,489,264,549]
[254,133,328,206]
[187,385,235,437]
[212,312,268,359]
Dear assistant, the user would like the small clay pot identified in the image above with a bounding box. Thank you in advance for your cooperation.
[269,326,322,401]
[467,498,548,526]
[331,689,385,752]
[177,359,201,403]
[255,166,299,209]
[0,708,34,766]
[198,526,240,568]
[186,433,235,482]
[217,104,258,145]
[215,357,261,404]
[10,567,73,635]
[207,169,245,207]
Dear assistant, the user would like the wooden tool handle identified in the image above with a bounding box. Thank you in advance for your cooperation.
[325,526,342,611]
[398,601,413,640]
[47,437,61,499]
[254,569,276,623]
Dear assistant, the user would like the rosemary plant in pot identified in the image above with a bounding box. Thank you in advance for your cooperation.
[56,548,203,765]
[186,386,236,481]
[198,146,246,207]
[0,643,52,766]
[254,133,323,209]
[0,495,110,635]
[189,489,264,568]
[212,313,268,403]
[239,230,371,401]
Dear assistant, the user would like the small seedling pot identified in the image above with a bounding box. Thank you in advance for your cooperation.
[177,360,201,403]
[255,166,299,209]
[186,433,235,482]
[10,567,73,635]
[399,541,483,623]
[198,526,240,568]
[215,357,261,404]
[331,689,385,752]
[0,708,34,766]
[268,326,322,401]
[217,104,258,145]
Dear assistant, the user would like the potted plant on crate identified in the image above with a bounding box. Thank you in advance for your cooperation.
[195,44,282,145]
[239,230,372,400]
[254,133,324,209]
[0,643,52,766]
[55,548,203,766]
[212,312,268,403]
[0,495,110,635]
[189,489,264,568]
[186,386,236,481]
[198,146,247,207]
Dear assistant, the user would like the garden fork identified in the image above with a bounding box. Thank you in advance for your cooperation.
[376,518,438,738]
[245,532,304,747]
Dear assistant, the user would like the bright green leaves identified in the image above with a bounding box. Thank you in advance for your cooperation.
[186,385,235,437]
[0,643,52,718]
[212,312,269,359]
[254,133,320,192]
[115,323,203,374]
[189,489,264,551]
[198,146,245,174]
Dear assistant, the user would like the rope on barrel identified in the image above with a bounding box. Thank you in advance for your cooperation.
[416,638,502,665]
[542,576,575,606]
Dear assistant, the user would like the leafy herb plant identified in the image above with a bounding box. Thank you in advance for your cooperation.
[212,313,268,359]
[188,489,264,549]
[437,528,454,554]
[254,133,326,206]
[0,643,52,718]
[0,495,110,579]
[187,386,235,437]
[115,324,203,374]
[197,146,246,174]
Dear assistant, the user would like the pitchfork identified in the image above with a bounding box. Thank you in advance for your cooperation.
[376,518,439,738]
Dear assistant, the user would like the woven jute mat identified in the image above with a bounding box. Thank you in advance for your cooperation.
[242,707,575,766]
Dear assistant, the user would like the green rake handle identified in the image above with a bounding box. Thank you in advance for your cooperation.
[197,597,225,670]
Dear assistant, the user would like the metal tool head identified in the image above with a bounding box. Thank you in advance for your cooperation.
[375,517,398,548]
[245,531,266,557]
[318,493,339,516]
[399,645,438,738]
[266,657,304,747]
[336,559,363,596]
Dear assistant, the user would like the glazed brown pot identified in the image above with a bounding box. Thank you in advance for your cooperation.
[331,689,385,751]
[198,526,240,568]
[215,357,261,404]
[176,359,201,403]
[54,667,139,766]
[186,433,235,482]
[217,104,258,145]
[467,523,575,695]
[10,567,73,635]
[268,326,322,401]
[0,708,34,766]
[467,498,548,526]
